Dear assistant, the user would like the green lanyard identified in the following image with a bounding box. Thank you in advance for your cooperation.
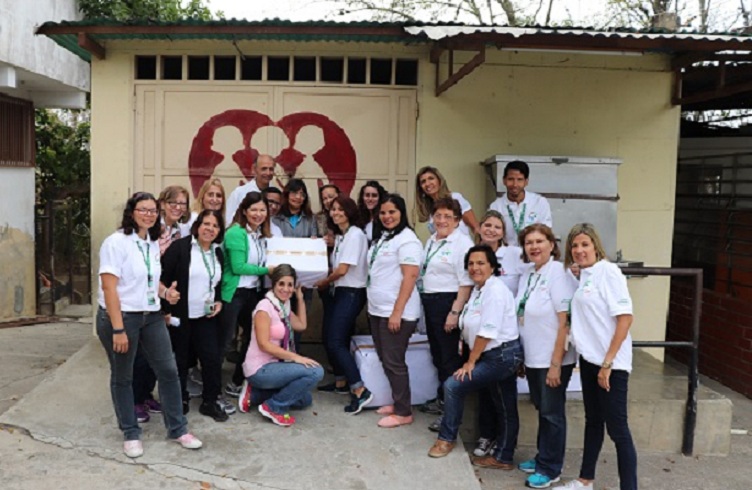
[334,227,350,260]
[200,245,216,294]
[366,233,390,287]
[459,286,484,332]
[506,203,527,235]
[517,271,542,318]
[135,241,153,287]
[421,239,447,277]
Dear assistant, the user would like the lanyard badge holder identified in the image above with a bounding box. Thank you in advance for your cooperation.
[201,247,217,316]
[516,272,542,327]
[136,241,157,306]
[418,239,447,293]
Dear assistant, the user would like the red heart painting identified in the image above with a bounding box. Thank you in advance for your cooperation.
[188,109,357,196]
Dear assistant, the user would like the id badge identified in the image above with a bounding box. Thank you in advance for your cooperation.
[416,277,424,293]
[518,315,525,327]
[203,293,214,316]
[148,294,156,306]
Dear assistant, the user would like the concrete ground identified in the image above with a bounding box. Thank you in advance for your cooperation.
[0,312,751,490]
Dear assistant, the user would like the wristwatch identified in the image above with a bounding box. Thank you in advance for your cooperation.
[601,360,613,369]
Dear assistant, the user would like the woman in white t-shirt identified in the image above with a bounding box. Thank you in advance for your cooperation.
[471,209,524,459]
[427,244,522,459]
[313,196,374,414]
[238,264,324,426]
[415,166,479,237]
[554,224,636,490]
[96,192,202,458]
[367,194,423,428]
[478,210,523,295]
[511,224,577,489]
[419,197,474,431]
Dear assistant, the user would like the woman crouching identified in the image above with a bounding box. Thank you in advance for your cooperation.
[238,264,324,426]
[428,244,523,458]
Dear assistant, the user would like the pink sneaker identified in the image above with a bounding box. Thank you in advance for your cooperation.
[171,433,203,449]
[123,440,143,458]
[258,403,295,427]
[238,380,252,413]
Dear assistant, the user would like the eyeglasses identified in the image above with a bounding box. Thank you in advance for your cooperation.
[267,200,281,207]
[135,208,158,216]
[167,201,188,208]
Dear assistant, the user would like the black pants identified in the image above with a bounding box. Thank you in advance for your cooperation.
[169,315,223,404]
[421,292,463,400]
[221,287,262,386]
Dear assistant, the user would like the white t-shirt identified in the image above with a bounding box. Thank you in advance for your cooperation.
[459,275,518,351]
[571,260,634,372]
[496,245,524,296]
[489,191,552,247]
[331,226,368,288]
[98,231,162,312]
[420,228,474,293]
[237,228,266,289]
[428,192,473,237]
[516,259,577,368]
[225,179,261,226]
[187,238,222,319]
[367,228,423,320]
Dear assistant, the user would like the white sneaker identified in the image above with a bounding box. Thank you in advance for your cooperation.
[217,396,237,415]
[123,440,143,458]
[553,480,593,489]
[473,437,495,457]
[171,433,203,450]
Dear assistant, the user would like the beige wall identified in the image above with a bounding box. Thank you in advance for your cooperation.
[90,41,679,356]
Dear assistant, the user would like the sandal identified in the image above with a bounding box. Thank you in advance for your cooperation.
[377,414,414,428]
[376,405,394,415]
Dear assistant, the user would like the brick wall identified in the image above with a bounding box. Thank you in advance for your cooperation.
[667,278,752,398]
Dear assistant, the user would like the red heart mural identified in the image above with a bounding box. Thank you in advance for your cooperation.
[188,110,357,196]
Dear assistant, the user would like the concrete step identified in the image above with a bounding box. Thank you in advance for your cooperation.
[458,349,733,456]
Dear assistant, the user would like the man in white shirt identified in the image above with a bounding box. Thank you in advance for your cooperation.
[225,154,276,225]
[489,160,552,247]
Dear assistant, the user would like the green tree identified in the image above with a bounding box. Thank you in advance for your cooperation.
[78,0,222,21]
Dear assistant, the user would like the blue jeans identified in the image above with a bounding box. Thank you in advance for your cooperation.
[439,340,523,450]
[421,292,463,400]
[248,361,324,413]
[324,287,366,390]
[579,357,637,490]
[526,364,574,478]
[96,308,187,441]
[477,371,520,464]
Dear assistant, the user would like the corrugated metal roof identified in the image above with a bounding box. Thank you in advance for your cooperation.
[36,18,752,63]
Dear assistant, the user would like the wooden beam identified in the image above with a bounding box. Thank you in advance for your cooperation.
[436,46,485,97]
[77,33,105,60]
[676,79,752,106]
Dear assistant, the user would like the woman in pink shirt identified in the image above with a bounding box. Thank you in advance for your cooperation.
[237,264,324,426]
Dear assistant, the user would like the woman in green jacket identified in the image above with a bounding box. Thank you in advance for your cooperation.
[220,191,274,400]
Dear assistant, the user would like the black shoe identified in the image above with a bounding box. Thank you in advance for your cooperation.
[344,388,374,415]
[428,415,443,432]
[317,382,349,395]
[182,400,190,415]
[199,401,229,422]
[419,398,444,415]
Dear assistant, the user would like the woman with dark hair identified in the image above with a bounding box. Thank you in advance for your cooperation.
[428,244,522,459]
[238,264,324,426]
[96,192,202,458]
[554,224,636,490]
[313,196,373,413]
[490,223,575,488]
[273,178,319,238]
[419,197,474,431]
[367,194,422,428]
[220,192,273,406]
[415,166,479,237]
[160,209,228,422]
[357,180,387,243]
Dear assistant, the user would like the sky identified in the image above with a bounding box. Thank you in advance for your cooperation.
[208,0,747,30]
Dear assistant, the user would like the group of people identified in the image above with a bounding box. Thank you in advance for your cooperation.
[96,156,637,490]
